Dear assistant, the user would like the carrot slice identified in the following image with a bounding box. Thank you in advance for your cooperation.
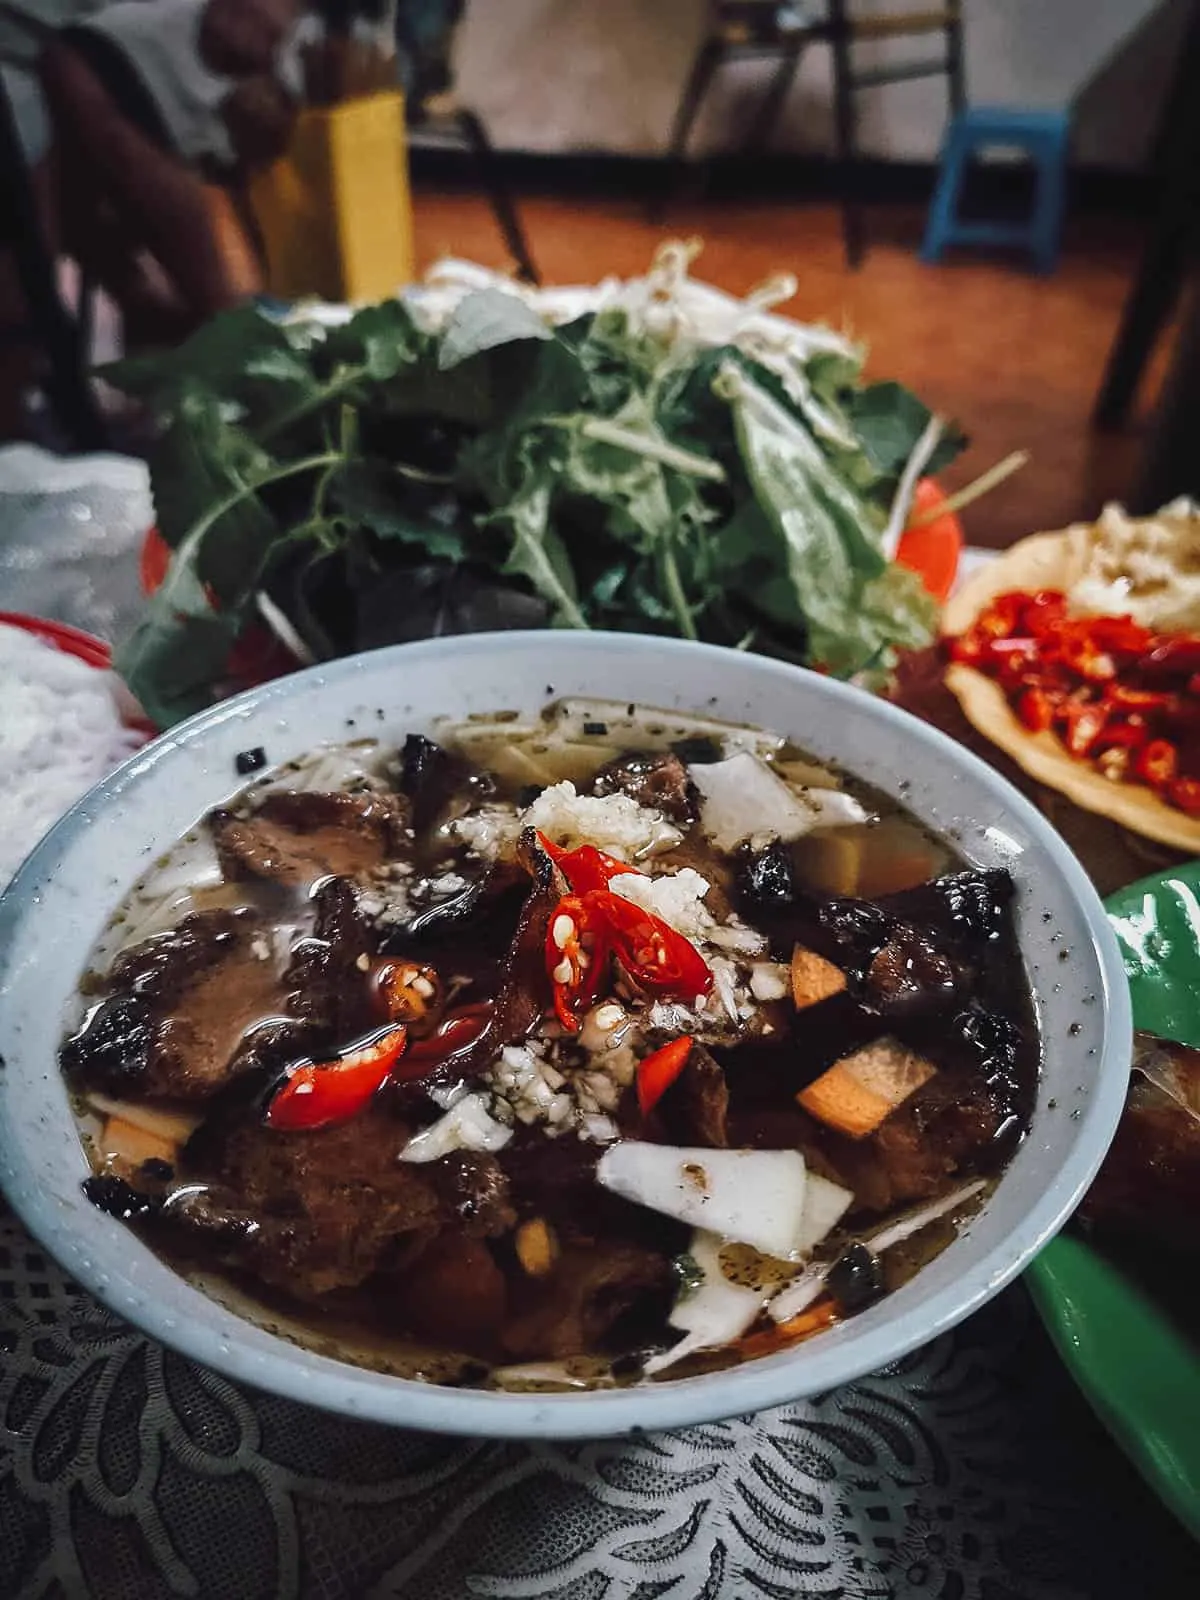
[798,1065,893,1138]
[101,1116,178,1170]
[738,1297,839,1359]
[797,1038,936,1138]
[790,946,848,1010]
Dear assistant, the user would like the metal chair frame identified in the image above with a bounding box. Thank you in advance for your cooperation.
[655,1,965,268]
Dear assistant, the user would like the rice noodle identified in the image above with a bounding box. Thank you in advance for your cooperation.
[863,1179,988,1257]
[0,624,145,889]
[256,743,388,797]
[767,1263,830,1324]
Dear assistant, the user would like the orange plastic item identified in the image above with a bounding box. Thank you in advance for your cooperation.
[896,478,964,603]
[140,526,170,595]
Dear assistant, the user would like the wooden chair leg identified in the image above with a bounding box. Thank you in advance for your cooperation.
[651,37,723,224]
[0,80,106,449]
[945,8,966,114]
[829,16,865,269]
[1093,0,1200,427]
[1093,220,1189,428]
[1133,274,1200,510]
[741,40,807,154]
[455,108,539,285]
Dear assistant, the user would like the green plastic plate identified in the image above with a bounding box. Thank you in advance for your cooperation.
[1026,862,1200,1543]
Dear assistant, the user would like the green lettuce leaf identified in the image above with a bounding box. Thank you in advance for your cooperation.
[849,380,968,484]
[437,288,553,370]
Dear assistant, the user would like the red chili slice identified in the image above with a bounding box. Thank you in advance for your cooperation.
[546,893,612,1032]
[1062,702,1109,757]
[1169,776,1200,814]
[544,887,713,1030]
[1016,687,1054,733]
[1018,590,1069,630]
[1094,716,1149,753]
[536,833,641,894]
[636,1036,694,1115]
[266,1023,408,1131]
[404,1003,493,1068]
[1140,636,1200,681]
[1135,739,1180,791]
[591,890,714,1001]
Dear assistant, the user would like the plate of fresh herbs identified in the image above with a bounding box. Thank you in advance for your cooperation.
[108,243,966,729]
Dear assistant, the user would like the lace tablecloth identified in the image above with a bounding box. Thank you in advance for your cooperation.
[1,448,1198,1600]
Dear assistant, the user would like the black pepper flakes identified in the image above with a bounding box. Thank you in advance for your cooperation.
[235,747,267,776]
[450,1361,491,1388]
[583,721,609,736]
[82,1175,161,1222]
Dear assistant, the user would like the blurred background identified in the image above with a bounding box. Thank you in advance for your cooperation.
[0,0,1197,547]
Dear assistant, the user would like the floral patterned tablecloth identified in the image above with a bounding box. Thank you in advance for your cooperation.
[1,448,1198,1600]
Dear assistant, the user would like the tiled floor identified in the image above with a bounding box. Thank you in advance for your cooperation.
[413,187,1158,550]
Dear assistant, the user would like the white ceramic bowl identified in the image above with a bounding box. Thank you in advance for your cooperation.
[0,633,1131,1437]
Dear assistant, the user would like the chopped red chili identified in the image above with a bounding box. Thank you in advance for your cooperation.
[1169,776,1200,815]
[1062,702,1108,757]
[948,588,1200,815]
[1016,686,1053,733]
[1135,739,1178,789]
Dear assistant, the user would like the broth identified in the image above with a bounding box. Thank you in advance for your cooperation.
[61,700,1038,1388]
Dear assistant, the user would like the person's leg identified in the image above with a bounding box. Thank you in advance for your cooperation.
[41,36,260,325]
[0,157,58,437]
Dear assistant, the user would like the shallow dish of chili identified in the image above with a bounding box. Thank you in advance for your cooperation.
[943,529,1200,853]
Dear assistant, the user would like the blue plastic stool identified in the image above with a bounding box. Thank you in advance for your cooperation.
[921,107,1071,274]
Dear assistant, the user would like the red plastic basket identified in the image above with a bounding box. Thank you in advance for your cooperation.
[0,611,113,669]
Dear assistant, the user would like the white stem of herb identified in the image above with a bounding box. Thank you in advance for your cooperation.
[905,450,1030,530]
[880,412,945,561]
[864,1179,988,1257]
[576,417,727,482]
